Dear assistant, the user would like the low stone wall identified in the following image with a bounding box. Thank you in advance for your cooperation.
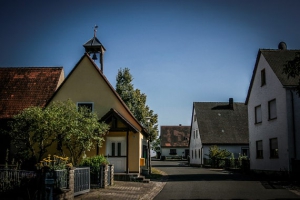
[56,169,74,200]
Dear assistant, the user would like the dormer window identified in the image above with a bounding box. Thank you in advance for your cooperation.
[77,102,94,112]
[261,69,266,86]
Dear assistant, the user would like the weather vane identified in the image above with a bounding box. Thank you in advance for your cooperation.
[94,25,98,37]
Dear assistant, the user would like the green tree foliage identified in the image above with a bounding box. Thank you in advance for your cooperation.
[283,52,300,96]
[207,145,231,161]
[8,100,109,166]
[116,68,158,140]
[151,136,161,153]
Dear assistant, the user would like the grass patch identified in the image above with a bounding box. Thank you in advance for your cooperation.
[146,168,164,180]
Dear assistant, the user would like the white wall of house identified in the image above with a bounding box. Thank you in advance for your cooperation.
[106,137,127,172]
[248,54,290,171]
[161,147,188,157]
[190,108,202,165]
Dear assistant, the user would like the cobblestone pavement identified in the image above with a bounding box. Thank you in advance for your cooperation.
[74,180,167,200]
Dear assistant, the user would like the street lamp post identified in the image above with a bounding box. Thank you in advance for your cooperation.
[146,117,151,174]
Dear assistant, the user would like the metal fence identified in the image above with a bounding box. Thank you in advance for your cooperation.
[74,167,90,196]
[0,169,37,192]
[54,169,68,189]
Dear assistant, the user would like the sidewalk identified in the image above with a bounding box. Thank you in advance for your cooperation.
[74,174,167,200]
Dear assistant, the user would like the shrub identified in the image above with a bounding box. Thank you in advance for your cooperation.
[79,155,108,174]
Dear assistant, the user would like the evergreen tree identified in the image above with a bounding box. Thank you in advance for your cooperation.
[116,68,158,140]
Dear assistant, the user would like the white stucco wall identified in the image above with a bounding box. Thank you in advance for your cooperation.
[161,147,189,157]
[189,107,203,165]
[248,54,290,171]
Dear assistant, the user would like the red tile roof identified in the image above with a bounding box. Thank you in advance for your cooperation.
[0,67,63,119]
[160,125,190,148]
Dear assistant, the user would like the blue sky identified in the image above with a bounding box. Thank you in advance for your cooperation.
[1,0,300,128]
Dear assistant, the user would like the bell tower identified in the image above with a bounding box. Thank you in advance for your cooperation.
[83,25,106,72]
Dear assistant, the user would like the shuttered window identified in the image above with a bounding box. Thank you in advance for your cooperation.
[270,138,279,158]
[255,105,262,124]
[261,69,266,86]
[256,140,263,159]
[268,99,277,120]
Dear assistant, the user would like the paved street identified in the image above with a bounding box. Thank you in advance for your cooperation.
[153,160,299,200]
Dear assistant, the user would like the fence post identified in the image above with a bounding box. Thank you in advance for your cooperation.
[103,165,108,188]
[109,164,114,186]
[58,169,74,200]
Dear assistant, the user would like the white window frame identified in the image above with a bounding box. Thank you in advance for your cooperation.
[255,105,262,124]
[268,99,277,120]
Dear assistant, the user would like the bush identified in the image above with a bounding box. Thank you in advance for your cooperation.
[79,155,108,174]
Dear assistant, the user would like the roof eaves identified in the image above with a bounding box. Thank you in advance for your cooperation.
[245,50,262,105]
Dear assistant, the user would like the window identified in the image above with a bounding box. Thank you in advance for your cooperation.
[255,105,262,124]
[256,140,263,159]
[112,142,115,156]
[193,130,195,139]
[261,69,266,86]
[77,102,93,112]
[194,114,197,121]
[192,150,193,159]
[198,149,201,160]
[117,142,121,156]
[112,142,122,157]
[195,149,197,159]
[270,138,278,158]
[268,99,277,120]
[170,149,177,155]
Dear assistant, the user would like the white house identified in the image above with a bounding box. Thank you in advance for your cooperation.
[189,98,249,166]
[160,125,190,159]
[245,42,300,172]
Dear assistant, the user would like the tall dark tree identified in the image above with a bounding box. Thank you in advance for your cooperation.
[116,68,158,139]
[283,52,300,96]
[116,68,159,173]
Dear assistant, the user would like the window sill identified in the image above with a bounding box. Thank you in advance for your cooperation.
[256,157,263,159]
[268,117,277,121]
[255,122,262,125]
[269,157,279,159]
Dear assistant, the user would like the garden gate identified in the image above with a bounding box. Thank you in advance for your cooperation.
[74,167,90,196]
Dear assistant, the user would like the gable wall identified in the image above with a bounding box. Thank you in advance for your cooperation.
[50,56,141,130]
[48,56,144,172]
[248,54,289,171]
[189,107,202,165]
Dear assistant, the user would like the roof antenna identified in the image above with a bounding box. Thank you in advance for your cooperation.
[94,25,98,37]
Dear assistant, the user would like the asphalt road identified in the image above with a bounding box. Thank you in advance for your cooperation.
[153,160,299,200]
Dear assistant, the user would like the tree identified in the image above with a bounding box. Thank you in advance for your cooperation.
[116,68,158,173]
[283,52,300,96]
[151,136,161,154]
[8,100,109,167]
[116,68,158,139]
[207,145,231,167]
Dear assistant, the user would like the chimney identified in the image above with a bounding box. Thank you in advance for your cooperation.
[179,124,182,126]
[229,98,233,109]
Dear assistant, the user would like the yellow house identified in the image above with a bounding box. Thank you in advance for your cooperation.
[48,53,149,174]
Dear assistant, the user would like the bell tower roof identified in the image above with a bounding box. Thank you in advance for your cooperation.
[83,25,106,53]
[83,25,106,72]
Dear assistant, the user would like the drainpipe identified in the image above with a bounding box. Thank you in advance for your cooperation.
[290,90,297,158]
[126,129,129,173]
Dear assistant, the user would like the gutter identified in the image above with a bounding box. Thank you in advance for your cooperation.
[290,90,297,158]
